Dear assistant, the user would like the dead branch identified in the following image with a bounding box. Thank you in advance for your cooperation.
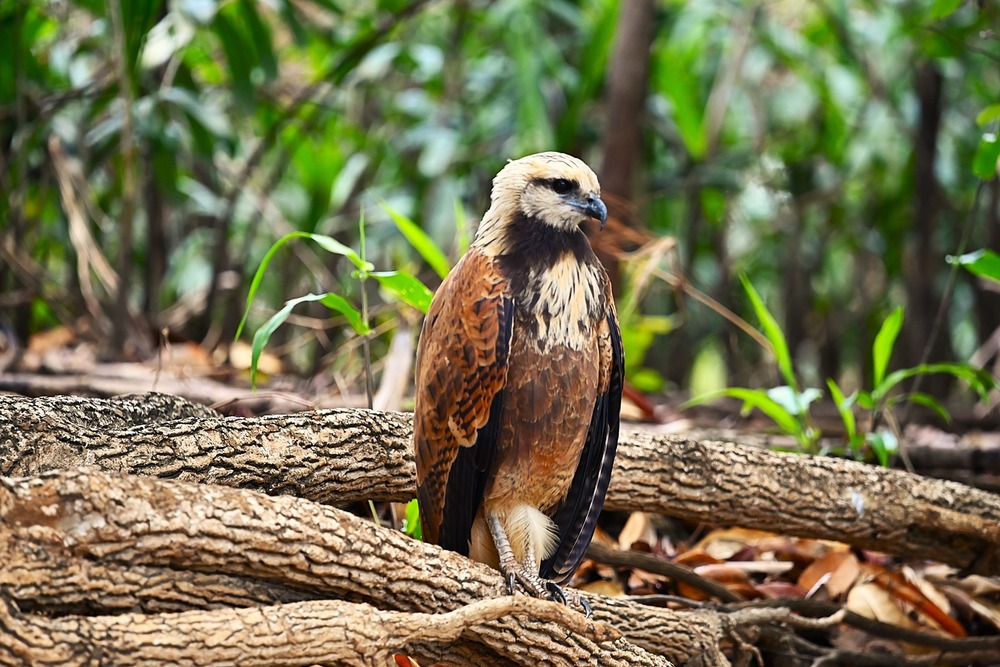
[2,393,998,575]
[0,467,702,666]
[0,594,644,667]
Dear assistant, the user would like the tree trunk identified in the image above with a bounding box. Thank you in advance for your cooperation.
[596,0,656,294]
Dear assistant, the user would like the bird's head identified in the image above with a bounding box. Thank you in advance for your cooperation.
[485,152,608,234]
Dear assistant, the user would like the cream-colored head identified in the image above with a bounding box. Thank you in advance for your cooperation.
[473,152,607,249]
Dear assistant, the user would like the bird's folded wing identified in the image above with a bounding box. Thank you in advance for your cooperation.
[541,294,624,582]
[413,249,514,553]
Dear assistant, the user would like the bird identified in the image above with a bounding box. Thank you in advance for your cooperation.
[412,151,623,611]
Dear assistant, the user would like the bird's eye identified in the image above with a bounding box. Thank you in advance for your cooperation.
[548,178,576,194]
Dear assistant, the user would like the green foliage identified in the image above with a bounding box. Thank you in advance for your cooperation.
[402,498,422,540]
[239,226,432,387]
[948,250,1000,284]
[686,276,820,452]
[382,203,451,280]
[687,279,996,463]
[740,276,798,391]
[4,0,999,406]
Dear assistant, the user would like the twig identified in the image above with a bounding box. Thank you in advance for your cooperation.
[586,541,743,603]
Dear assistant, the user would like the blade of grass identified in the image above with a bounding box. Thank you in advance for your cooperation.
[740,275,797,390]
[250,292,368,387]
[237,231,368,340]
[381,201,451,279]
[872,306,904,388]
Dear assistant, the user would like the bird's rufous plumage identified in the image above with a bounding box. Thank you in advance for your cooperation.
[413,152,623,606]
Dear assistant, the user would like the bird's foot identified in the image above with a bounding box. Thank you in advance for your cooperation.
[545,580,592,618]
[500,562,591,617]
[488,512,591,616]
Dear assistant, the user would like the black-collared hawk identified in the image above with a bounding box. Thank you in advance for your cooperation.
[413,152,623,610]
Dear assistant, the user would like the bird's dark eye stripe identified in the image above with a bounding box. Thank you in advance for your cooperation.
[538,177,577,194]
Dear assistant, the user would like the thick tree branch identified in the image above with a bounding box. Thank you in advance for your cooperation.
[0,595,644,667]
[0,467,703,666]
[2,393,997,575]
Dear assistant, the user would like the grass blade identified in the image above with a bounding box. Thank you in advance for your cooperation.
[371,270,433,313]
[740,275,797,390]
[381,201,451,279]
[872,306,904,388]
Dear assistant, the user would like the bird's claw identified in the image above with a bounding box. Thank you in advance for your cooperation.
[545,581,591,617]
[505,572,517,596]
[545,580,567,605]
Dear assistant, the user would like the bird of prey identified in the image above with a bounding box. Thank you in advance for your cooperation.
[413,151,623,610]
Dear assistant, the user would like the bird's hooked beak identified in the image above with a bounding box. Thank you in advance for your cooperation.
[575,192,608,230]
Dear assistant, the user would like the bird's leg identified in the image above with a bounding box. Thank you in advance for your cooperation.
[486,513,592,616]
[486,513,549,599]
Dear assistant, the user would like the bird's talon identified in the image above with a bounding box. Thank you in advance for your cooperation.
[545,581,567,605]
[505,572,517,596]
[580,596,592,618]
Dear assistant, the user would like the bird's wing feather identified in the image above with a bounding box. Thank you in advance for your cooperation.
[540,292,623,582]
[413,249,513,554]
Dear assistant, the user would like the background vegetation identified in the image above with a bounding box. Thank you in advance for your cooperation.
[2,0,998,410]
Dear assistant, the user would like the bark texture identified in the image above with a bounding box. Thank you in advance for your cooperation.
[0,467,691,666]
[3,393,997,575]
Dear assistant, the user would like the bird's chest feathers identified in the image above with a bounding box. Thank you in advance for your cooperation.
[514,256,604,351]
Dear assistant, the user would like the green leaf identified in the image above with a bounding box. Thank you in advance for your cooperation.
[371,271,434,313]
[238,0,278,80]
[826,379,857,442]
[767,385,821,416]
[856,391,876,411]
[403,498,422,540]
[684,388,802,437]
[908,392,952,423]
[249,292,367,387]
[381,201,451,279]
[212,11,254,108]
[237,232,366,342]
[977,104,1000,126]
[872,306,904,388]
[930,0,963,19]
[310,233,369,271]
[120,0,164,77]
[866,431,898,468]
[876,363,996,402]
[656,47,707,159]
[630,367,666,393]
[740,275,797,390]
[947,249,1000,283]
[973,133,1000,180]
[318,292,370,335]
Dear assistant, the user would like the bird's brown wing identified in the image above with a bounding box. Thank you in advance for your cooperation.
[413,249,513,554]
[541,290,623,583]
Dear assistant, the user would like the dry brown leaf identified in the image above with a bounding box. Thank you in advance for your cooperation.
[870,567,965,637]
[673,550,722,569]
[798,550,860,599]
[577,578,626,597]
[618,511,656,551]
[227,340,283,375]
[690,527,788,560]
[27,326,76,354]
[847,581,915,628]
